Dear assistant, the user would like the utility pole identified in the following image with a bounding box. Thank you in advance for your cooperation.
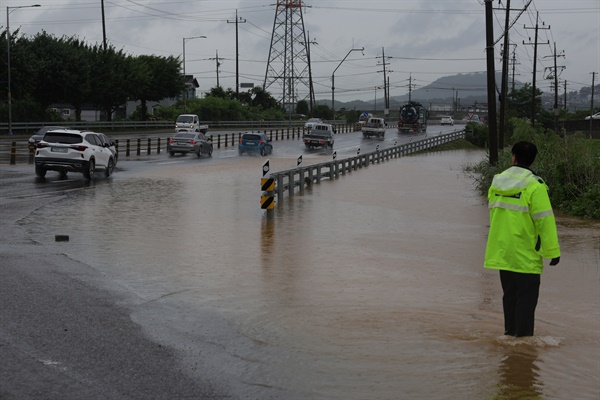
[523,12,550,127]
[227,9,246,98]
[101,0,107,51]
[485,0,498,165]
[377,47,392,118]
[408,74,413,102]
[591,72,597,137]
[209,50,222,88]
[510,44,519,91]
[563,80,567,111]
[498,0,512,149]
[544,42,565,133]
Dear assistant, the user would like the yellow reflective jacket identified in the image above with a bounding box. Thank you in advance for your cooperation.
[484,166,560,274]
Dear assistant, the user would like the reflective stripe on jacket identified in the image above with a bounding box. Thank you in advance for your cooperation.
[484,166,560,274]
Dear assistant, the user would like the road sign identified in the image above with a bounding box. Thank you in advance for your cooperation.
[262,159,270,177]
[297,155,302,166]
[357,148,360,155]
[261,178,275,191]
[333,151,337,160]
[261,196,275,209]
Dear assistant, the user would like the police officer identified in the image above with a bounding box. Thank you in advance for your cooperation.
[484,141,561,337]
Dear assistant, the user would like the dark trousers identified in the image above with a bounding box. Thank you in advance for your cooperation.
[499,270,541,337]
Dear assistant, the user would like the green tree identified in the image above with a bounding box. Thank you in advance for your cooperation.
[130,55,183,120]
[26,33,93,121]
[89,45,134,121]
[506,83,543,123]
[296,99,309,116]
[312,103,333,120]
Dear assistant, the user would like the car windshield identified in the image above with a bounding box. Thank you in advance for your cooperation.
[43,132,82,144]
[176,116,193,123]
[242,134,261,141]
[307,118,321,122]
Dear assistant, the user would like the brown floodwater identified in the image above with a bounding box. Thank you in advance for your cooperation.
[21,149,599,399]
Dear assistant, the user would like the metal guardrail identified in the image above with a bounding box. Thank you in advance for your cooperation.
[270,130,466,202]
[0,119,352,135]
[0,124,359,165]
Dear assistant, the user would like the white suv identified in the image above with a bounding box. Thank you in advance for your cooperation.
[35,129,116,179]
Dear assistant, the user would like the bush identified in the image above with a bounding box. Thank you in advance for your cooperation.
[464,121,488,148]
[467,118,600,219]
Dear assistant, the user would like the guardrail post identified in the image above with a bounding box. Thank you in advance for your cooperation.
[115,139,119,155]
[136,139,141,156]
[217,134,221,149]
[269,130,273,141]
[299,168,305,194]
[147,138,151,155]
[261,176,275,212]
[9,142,16,165]
[288,170,294,196]
[276,174,284,200]
[287,129,290,140]
[126,139,131,157]
[28,143,35,164]
[157,138,161,154]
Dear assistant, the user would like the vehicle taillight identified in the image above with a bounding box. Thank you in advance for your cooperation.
[239,138,243,144]
[259,140,264,145]
[37,142,49,148]
[189,140,196,145]
[70,145,88,152]
[169,138,174,143]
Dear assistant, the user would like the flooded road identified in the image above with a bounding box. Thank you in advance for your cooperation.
[16,150,600,399]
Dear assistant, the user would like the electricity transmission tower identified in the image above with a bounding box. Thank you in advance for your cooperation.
[264,0,314,114]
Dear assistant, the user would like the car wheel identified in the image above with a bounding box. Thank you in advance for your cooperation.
[260,147,266,156]
[196,148,202,158]
[208,146,213,157]
[35,165,46,178]
[83,159,95,180]
[169,151,175,156]
[105,158,114,178]
[269,147,273,155]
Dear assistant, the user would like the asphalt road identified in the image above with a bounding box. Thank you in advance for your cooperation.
[0,191,230,399]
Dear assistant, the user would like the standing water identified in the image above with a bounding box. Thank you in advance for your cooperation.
[21,150,599,399]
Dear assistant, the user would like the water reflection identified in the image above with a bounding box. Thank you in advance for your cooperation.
[494,346,543,400]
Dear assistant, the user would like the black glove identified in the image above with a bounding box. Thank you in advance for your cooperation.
[549,257,560,266]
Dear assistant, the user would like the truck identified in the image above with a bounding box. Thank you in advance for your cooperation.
[303,123,335,149]
[361,117,386,140]
[397,102,428,133]
[358,112,372,126]
[175,114,208,133]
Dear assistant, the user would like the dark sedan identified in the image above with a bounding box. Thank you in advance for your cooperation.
[167,132,213,157]
[28,126,67,145]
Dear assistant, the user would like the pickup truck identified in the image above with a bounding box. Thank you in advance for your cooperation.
[303,123,335,149]
[175,114,209,133]
[362,117,386,139]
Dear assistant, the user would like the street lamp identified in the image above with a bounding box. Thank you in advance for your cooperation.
[182,35,206,113]
[331,47,364,122]
[6,4,41,136]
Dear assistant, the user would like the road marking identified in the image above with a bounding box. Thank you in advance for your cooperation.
[154,161,184,165]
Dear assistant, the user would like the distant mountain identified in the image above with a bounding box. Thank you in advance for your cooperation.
[324,72,526,111]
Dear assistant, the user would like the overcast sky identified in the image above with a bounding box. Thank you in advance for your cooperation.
[3,0,599,103]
